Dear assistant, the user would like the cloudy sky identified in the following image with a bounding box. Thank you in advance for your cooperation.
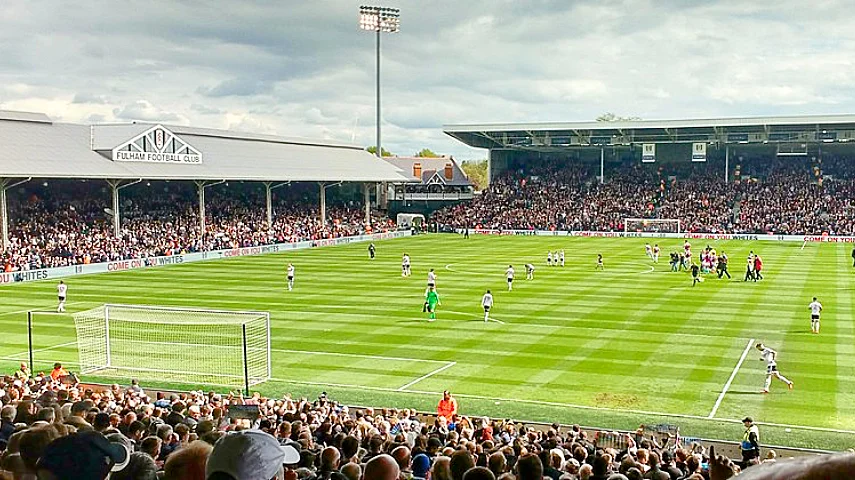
[1,0,854,159]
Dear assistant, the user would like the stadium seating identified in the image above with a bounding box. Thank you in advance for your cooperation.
[1,183,390,272]
[4,156,854,272]
[1,370,851,479]
[433,156,855,236]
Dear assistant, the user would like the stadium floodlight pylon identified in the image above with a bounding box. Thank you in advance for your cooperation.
[624,218,681,234]
[72,304,270,394]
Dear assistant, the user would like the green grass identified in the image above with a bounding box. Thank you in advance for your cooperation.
[2,234,854,451]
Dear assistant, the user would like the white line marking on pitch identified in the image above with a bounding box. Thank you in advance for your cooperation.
[708,338,755,418]
[0,302,83,317]
[397,361,457,391]
[5,341,78,361]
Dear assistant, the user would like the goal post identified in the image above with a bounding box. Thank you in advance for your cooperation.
[624,218,681,233]
[72,304,271,393]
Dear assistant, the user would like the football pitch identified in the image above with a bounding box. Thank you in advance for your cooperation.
[2,235,854,450]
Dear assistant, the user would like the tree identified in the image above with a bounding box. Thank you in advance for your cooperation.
[596,112,642,122]
[414,148,441,158]
[460,160,488,191]
[366,146,394,157]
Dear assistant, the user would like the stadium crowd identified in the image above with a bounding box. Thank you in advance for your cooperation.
[0,366,851,480]
[1,183,390,272]
[433,156,855,236]
[4,156,855,273]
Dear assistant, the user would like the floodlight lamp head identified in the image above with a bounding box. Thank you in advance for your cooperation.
[359,5,400,32]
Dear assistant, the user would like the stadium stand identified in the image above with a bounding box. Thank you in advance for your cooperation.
[433,156,855,236]
[0,371,850,480]
[1,182,392,272]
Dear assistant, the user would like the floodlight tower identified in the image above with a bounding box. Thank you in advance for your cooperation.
[359,5,400,161]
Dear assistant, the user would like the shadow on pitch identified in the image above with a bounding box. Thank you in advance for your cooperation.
[725,389,766,396]
[785,329,814,335]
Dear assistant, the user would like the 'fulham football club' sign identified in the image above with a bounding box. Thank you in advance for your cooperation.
[112,125,202,164]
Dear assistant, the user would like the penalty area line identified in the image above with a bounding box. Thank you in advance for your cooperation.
[708,338,755,419]
[397,361,457,391]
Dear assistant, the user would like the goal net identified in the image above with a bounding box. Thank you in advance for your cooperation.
[624,218,681,233]
[72,304,270,389]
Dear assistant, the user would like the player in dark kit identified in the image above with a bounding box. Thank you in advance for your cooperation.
[717,251,731,279]
[691,262,702,286]
[670,252,679,271]
[368,243,376,259]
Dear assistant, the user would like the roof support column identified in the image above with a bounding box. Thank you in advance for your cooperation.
[364,182,372,227]
[196,180,225,240]
[725,146,729,183]
[318,181,342,227]
[263,182,289,230]
[600,147,605,184]
[0,177,31,252]
[106,179,141,238]
[0,182,6,253]
[319,182,328,226]
[486,150,493,187]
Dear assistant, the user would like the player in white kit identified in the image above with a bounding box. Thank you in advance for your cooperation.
[645,244,653,260]
[402,254,411,277]
[286,263,295,291]
[652,244,660,264]
[427,269,437,288]
[808,297,823,334]
[506,265,515,291]
[756,343,793,393]
[525,263,535,280]
[547,252,552,266]
[481,290,493,322]
[57,281,67,313]
[559,250,565,267]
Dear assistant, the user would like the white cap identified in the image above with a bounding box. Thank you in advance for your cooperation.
[206,430,299,480]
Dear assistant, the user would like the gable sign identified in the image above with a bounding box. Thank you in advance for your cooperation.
[426,172,447,185]
[112,125,202,164]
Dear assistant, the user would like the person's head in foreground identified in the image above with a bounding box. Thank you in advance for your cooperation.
[36,430,130,480]
[206,430,299,480]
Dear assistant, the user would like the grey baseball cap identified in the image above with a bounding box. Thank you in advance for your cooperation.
[206,430,300,480]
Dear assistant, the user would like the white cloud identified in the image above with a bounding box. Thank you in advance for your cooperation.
[113,100,189,124]
[0,0,854,160]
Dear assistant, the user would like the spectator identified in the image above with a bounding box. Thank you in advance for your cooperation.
[431,457,453,480]
[363,454,400,480]
[111,452,159,480]
[516,453,543,480]
[163,439,213,480]
[412,454,431,480]
[463,467,496,480]
[65,400,94,431]
[450,450,475,480]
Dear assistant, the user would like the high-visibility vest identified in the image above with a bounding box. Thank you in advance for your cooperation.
[742,425,759,450]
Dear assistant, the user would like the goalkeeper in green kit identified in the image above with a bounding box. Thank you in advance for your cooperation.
[425,286,441,322]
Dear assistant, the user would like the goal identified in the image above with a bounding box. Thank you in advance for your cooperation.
[72,304,270,392]
[624,218,681,233]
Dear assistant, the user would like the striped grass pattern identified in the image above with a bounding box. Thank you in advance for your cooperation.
[1,234,853,450]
